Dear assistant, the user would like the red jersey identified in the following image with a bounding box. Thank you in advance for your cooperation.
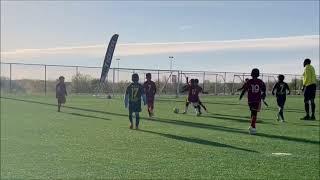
[243,78,266,103]
[188,85,202,102]
[143,80,156,99]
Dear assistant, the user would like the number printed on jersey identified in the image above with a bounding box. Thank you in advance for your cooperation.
[251,84,260,93]
[131,87,139,100]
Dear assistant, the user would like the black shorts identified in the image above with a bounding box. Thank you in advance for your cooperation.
[129,101,142,113]
[249,102,261,112]
[304,84,316,102]
[276,95,286,107]
[57,96,66,104]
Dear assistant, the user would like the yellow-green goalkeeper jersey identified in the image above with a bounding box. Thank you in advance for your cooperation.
[303,64,317,86]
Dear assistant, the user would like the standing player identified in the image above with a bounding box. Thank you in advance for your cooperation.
[301,58,317,120]
[181,77,193,114]
[194,79,208,113]
[239,68,266,135]
[272,75,290,122]
[56,76,67,112]
[124,74,146,130]
[143,73,157,118]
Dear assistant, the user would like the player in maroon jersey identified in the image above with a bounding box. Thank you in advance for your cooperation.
[188,79,203,116]
[239,68,266,135]
[143,73,157,117]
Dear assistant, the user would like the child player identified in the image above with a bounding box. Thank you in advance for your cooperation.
[272,74,290,122]
[184,79,203,116]
[182,78,193,114]
[194,79,208,113]
[124,73,146,130]
[239,68,266,135]
[143,73,157,117]
[56,76,67,112]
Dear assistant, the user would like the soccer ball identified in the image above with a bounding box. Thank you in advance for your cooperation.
[173,108,179,114]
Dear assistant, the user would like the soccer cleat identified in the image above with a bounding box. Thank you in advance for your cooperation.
[135,126,139,130]
[310,115,316,120]
[182,111,187,114]
[248,126,257,135]
[129,124,133,129]
[300,116,310,120]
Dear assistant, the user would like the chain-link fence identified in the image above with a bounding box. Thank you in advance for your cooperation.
[1,62,319,96]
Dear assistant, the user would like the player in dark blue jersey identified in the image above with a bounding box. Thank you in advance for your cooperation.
[124,73,146,129]
[272,74,290,122]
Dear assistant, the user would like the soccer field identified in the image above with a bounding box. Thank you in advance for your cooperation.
[1,94,319,179]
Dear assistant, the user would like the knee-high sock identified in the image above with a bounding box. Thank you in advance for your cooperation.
[135,112,140,127]
[129,112,133,124]
[185,102,189,112]
[279,106,284,120]
[305,102,310,116]
[251,111,257,128]
[199,101,207,111]
[311,100,315,117]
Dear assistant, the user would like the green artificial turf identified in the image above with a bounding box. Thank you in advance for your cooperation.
[1,94,319,179]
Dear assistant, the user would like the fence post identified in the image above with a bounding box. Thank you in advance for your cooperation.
[294,76,297,95]
[9,63,12,93]
[215,74,218,95]
[112,68,115,96]
[44,65,47,95]
[157,70,160,95]
[224,72,226,95]
[176,71,180,98]
[202,72,205,91]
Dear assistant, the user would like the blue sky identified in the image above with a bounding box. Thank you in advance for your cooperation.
[1,1,319,75]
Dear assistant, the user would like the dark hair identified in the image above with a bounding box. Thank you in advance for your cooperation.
[303,58,311,67]
[195,79,199,83]
[59,76,65,80]
[251,68,260,78]
[190,79,195,84]
[278,74,284,81]
[146,73,151,78]
[132,73,139,82]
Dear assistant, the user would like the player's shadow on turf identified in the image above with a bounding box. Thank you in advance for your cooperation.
[206,113,276,125]
[2,97,319,145]
[62,112,111,121]
[139,129,258,153]
[158,98,306,113]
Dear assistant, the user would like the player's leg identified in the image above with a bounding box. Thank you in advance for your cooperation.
[57,98,61,112]
[129,108,133,129]
[301,87,311,120]
[248,102,258,134]
[183,98,189,114]
[199,100,208,112]
[279,97,286,121]
[249,110,257,134]
[58,102,61,112]
[310,84,316,120]
[150,101,154,116]
[310,99,316,120]
[135,112,140,129]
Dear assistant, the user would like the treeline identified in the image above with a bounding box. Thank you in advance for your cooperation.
[1,73,315,95]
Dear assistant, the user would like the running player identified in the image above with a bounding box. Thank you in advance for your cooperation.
[143,73,157,117]
[239,68,266,135]
[272,74,290,122]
